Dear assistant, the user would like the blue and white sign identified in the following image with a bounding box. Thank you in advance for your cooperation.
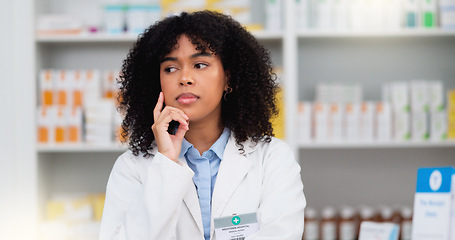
[412,166,455,240]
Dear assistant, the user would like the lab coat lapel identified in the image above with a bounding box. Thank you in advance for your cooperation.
[211,137,253,218]
[178,156,204,235]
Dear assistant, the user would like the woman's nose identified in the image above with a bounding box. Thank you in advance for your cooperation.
[180,70,194,86]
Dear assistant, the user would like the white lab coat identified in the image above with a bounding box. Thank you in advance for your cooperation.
[99,135,306,240]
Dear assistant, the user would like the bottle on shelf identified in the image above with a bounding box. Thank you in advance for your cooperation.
[400,206,413,240]
[356,205,378,237]
[303,207,319,240]
[338,205,357,240]
[319,206,338,240]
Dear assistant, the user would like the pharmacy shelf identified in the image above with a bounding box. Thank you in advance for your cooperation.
[37,143,127,153]
[299,140,455,149]
[297,29,455,38]
[35,30,283,43]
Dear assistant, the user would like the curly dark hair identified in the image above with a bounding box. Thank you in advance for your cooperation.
[119,10,279,156]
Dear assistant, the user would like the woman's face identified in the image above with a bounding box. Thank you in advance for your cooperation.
[159,35,228,124]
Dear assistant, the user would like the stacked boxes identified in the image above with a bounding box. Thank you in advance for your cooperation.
[37,69,123,145]
[298,0,443,30]
[40,193,105,240]
[429,82,447,141]
[297,80,450,144]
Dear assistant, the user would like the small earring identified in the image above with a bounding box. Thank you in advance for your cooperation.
[224,87,233,101]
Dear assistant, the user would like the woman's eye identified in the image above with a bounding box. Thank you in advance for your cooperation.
[164,67,177,73]
[195,63,208,69]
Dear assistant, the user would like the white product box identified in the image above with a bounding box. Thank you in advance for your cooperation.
[40,69,55,106]
[430,110,448,142]
[36,15,83,35]
[410,80,429,112]
[440,0,455,29]
[54,107,68,143]
[84,100,114,145]
[364,0,385,30]
[345,103,360,141]
[297,102,312,143]
[420,0,438,28]
[383,0,403,30]
[102,70,120,99]
[266,0,283,30]
[348,0,366,29]
[412,166,455,240]
[332,0,348,30]
[393,111,411,141]
[55,70,71,106]
[328,103,343,141]
[84,70,102,104]
[296,0,310,29]
[71,70,85,107]
[313,102,329,142]
[67,107,83,143]
[126,5,161,34]
[359,102,374,141]
[37,106,56,144]
[403,0,419,28]
[390,82,410,112]
[428,81,444,112]
[315,0,332,29]
[103,5,125,34]
[375,102,392,142]
[359,221,399,240]
[411,111,429,141]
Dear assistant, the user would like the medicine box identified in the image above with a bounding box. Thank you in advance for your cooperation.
[412,166,455,240]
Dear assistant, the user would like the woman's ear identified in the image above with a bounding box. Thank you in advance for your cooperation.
[224,70,231,91]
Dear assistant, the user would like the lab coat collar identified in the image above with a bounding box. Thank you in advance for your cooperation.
[149,142,205,235]
[149,135,259,238]
[210,134,256,238]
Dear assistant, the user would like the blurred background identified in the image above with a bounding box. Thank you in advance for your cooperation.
[1,0,455,239]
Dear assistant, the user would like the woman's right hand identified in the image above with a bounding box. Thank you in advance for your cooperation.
[151,92,189,162]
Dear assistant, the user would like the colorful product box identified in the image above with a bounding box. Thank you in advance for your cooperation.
[421,0,438,28]
[376,102,392,142]
[345,103,360,141]
[313,102,329,142]
[359,102,374,141]
[440,0,455,29]
[412,166,455,240]
[297,102,312,143]
[328,103,343,141]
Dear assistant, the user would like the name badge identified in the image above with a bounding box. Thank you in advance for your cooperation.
[214,212,259,240]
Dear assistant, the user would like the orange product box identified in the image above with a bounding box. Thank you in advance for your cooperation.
[72,70,85,107]
[103,70,120,99]
[54,107,67,143]
[56,70,70,106]
[40,69,55,106]
[67,107,83,143]
[37,106,56,144]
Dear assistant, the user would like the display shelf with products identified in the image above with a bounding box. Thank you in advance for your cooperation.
[297,29,455,38]
[37,143,127,153]
[35,30,284,43]
[299,140,455,149]
[32,1,287,239]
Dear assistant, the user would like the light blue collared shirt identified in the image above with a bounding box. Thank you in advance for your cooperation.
[180,128,230,240]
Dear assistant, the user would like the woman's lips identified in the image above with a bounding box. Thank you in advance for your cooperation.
[176,93,199,104]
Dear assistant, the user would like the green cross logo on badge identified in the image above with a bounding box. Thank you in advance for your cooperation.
[231,216,241,225]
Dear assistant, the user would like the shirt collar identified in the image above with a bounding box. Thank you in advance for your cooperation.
[179,127,231,160]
